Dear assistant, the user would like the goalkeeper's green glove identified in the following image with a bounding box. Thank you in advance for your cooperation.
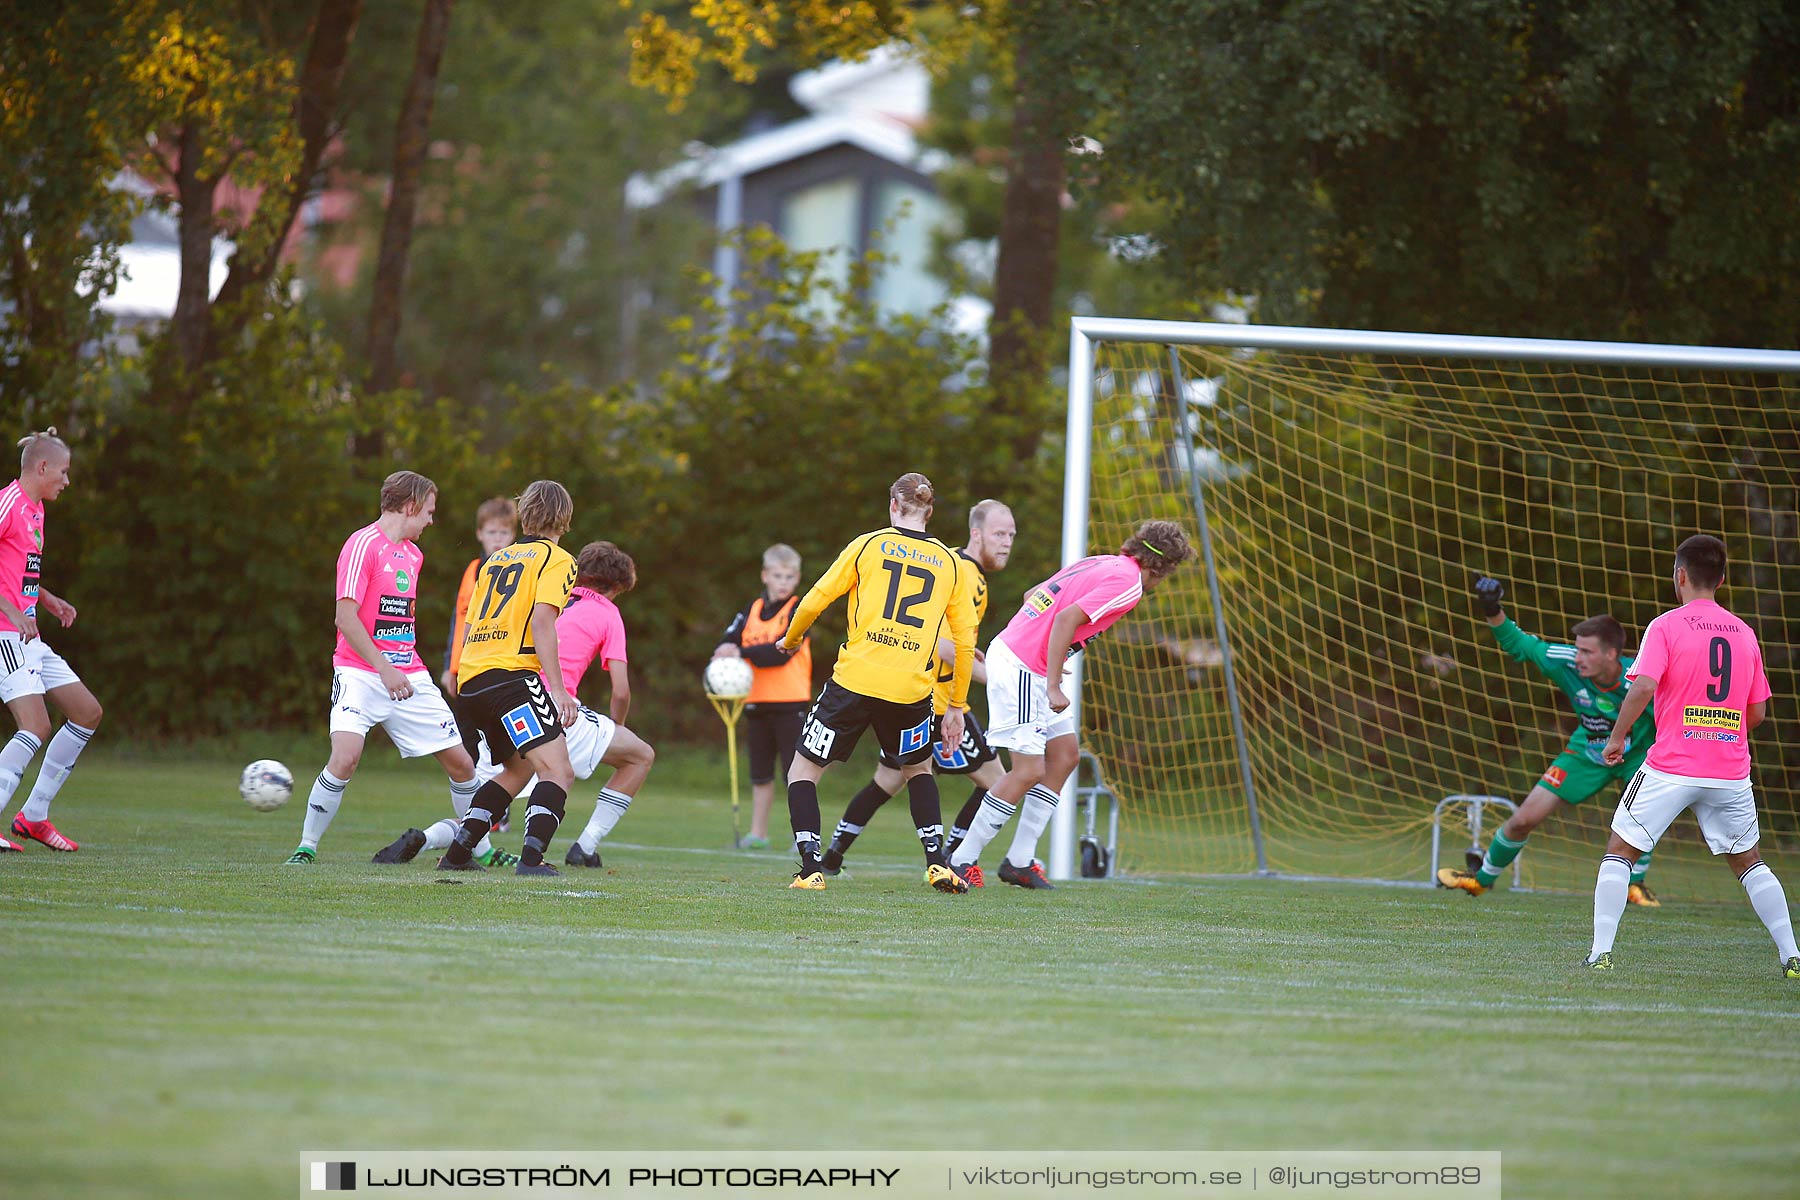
[1473,575,1506,618]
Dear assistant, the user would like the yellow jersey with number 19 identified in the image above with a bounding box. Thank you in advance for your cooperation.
[782,526,978,707]
[457,537,577,683]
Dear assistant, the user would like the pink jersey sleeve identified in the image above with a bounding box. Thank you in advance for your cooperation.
[1063,557,1144,623]
[598,603,628,667]
[1625,615,1669,682]
[336,528,376,603]
[1749,640,1772,705]
[0,488,23,632]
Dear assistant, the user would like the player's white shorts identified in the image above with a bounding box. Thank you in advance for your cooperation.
[1611,765,1761,856]
[984,635,1077,756]
[328,665,463,758]
[474,703,615,785]
[0,633,81,703]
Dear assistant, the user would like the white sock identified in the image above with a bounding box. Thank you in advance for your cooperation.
[1741,861,1800,962]
[0,730,44,818]
[424,818,492,857]
[421,777,487,856]
[950,792,1017,867]
[449,776,481,818]
[578,787,633,853]
[19,722,95,822]
[1590,854,1633,958]
[1005,784,1061,867]
[299,769,349,850]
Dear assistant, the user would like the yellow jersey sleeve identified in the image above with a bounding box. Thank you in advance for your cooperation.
[537,543,577,612]
[942,554,978,710]
[782,534,870,650]
[932,557,987,713]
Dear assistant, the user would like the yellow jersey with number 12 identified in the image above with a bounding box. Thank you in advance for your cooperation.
[783,526,977,707]
[457,537,577,682]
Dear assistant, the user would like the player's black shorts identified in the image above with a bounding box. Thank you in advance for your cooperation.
[746,703,806,785]
[879,710,997,776]
[798,680,933,767]
[458,668,563,765]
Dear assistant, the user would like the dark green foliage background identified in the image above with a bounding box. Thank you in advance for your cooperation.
[47,236,1063,743]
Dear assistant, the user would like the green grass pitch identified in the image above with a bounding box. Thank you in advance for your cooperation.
[3,743,1796,1199]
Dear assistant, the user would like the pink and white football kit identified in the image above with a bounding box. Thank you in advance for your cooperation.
[1614,599,1772,854]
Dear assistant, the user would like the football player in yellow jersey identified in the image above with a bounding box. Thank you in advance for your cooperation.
[439,480,581,876]
[778,472,980,892]
[820,499,1016,884]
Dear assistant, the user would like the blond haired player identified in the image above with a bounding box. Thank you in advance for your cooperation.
[777,472,979,892]
[437,481,579,876]
[287,471,480,865]
[0,429,103,854]
[820,499,1016,883]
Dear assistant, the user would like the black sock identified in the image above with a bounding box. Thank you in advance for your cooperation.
[841,781,894,834]
[947,787,985,854]
[826,821,862,859]
[445,779,514,863]
[788,779,822,871]
[519,780,568,867]
[907,773,946,867]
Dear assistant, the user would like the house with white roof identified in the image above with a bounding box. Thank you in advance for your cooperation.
[629,47,982,328]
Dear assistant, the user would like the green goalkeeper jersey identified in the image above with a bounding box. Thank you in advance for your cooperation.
[1489,618,1656,765]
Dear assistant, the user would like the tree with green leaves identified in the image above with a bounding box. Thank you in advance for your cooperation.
[310,0,719,409]
[364,0,451,397]
[1,4,177,413]
[1061,0,1800,348]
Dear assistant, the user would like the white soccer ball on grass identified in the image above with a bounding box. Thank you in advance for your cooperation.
[703,656,755,699]
[239,759,294,812]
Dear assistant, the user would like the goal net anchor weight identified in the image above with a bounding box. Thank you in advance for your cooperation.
[706,691,748,849]
[1075,750,1121,878]
[1430,794,1523,890]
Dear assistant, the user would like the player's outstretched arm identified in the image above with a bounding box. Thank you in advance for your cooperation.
[1602,675,1657,764]
[36,587,75,627]
[1477,576,1561,672]
[782,540,859,651]
[1473,575,1507,626]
